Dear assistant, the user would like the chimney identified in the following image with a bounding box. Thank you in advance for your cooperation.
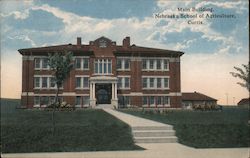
[122,36,130,47]
[77,37,81,46]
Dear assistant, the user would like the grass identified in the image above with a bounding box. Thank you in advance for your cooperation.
[120,107,250,148]
[1,98,142,153]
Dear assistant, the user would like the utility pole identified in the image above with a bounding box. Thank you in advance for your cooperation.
[225,93,228,106]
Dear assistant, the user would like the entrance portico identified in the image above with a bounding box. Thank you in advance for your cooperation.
[89,76,118,108]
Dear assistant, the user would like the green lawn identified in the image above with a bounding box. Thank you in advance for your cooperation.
[1,98,142,153]
[120,108,250,148]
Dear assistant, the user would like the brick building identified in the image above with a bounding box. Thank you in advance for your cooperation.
[19,36,184,108]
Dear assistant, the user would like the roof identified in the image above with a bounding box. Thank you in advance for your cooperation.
[237,98,250,105]
[18,44,93,55]
[18,36,184,57]
[182,92,217,101]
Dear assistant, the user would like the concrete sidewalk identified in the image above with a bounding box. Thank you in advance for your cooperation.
[103,108,169,127]
[2,144,249,158]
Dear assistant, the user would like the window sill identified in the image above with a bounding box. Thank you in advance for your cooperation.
[142,69,169,72]
[117,69,130,71]
[75,88,90,90]
[75,68,90,71]
[142,88,170,90]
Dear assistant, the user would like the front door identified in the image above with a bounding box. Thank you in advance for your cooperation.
[96,84,111,104]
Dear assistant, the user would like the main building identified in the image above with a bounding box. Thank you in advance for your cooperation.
[19,36,184,108]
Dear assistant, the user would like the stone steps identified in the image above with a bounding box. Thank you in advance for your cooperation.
[134,136,178,143]
[133,130,175,137]
[132,126,178,143]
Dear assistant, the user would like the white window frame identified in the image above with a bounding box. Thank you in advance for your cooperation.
[141,58,169,71]
[75,57,89,70]
[116,58,130,71]
[34,58,50,70]
[94,59,112,75]
[117,76,130,89]
[142,76,170,90]
[33,75,63,89]
[75,75,89,89]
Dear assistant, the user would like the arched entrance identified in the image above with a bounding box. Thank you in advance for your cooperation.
[96,84,112,104]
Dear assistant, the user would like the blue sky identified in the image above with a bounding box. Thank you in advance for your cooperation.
[0,0,249,104]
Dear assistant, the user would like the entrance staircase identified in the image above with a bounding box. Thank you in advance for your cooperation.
[132,125,178,143]
[103,108,178,144]
[95,104,113,109]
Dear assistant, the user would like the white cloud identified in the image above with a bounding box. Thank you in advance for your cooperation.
[7,35,36,47]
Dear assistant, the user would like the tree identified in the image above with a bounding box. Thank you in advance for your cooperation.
[48,51,73,135]
[230,63,250,92]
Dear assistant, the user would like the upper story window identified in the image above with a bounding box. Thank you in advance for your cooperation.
[34,76,62,89]
[142,58,169,71]
[94,59,112,75]
[99,39,107,48]
[35,58,49,70]
[116,58,130,70]
[75,57,89,70]
[142,76,169,89]
[75,76,89,89]
[118,76,130,89]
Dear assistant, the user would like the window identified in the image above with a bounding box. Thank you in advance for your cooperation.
[149,78,154,88]
[104,61,107,73]
[82,96,89,105]
[117,58,130,70]
[118,77,130,89]
[76,77,81,88]
[83,77,89,88]
[149,59,154,69]
[75,58,81,69]
[94,59,112,74]
[150,96,155,105]
[118,77,122,88]
[156,96,162,105]
[157,78,161,88]
[142,58,169,71]
[142,78,147,88]
[76,96,81,105]
[49,96,55,105]
[42,77,48,88]
[124,59,130,69]
[142,96,148,105]
[40,96,49,105]
[83,58,89,69]
[50,77,56,88]
[75,58,89,70]
[35,58,41,69]
[164,59,169,70]
[142,59,147,69]
[34,58,49,70]
[34,96,40,105]
[124,77,130,88]
[42,58,49,69]
[142,77,169,89]
[156,59,161,69]
[164,78,169,88]
[34,77,40,88]
[116,59,122,69]
[118,96,130,107]
[75,76,89,89]
[34,76,61,89]
[163,96,170,105]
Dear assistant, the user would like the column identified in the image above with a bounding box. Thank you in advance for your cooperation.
[93,83,95,99]
[114,83,117,99]
[112,83,115,100]
[90,83,92,99]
